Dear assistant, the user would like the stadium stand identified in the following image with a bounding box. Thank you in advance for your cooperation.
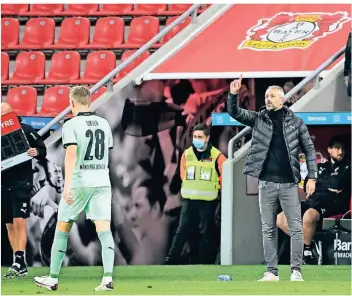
[1,4,29,15]
[133,4,168,15]
[1,18,19,49]
[6,86,37,115]
[56,4,99,16]
[50,17,90,49]
[44,51,81,84]
[19,4,64,16]
[70,50,116,84]
[124,16,160,47]
[90,4,134,16]
[37,85,71,117]
[5,51,45,85]
[85,17,125,49]
[1,3,209,116]
[1,52,9,81]
[13,18,55,49]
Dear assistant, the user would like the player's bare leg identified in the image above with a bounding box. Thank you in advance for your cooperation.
[93,220,115,292]
[34,221,72,291]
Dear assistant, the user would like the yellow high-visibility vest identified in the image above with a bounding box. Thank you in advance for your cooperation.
[181,146,221,201]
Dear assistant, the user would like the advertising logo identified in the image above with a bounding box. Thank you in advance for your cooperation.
[239,11,350,51]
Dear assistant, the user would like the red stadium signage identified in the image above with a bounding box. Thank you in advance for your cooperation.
[1,112,22,135]
[1,112,32,171]
[143,4,351,80]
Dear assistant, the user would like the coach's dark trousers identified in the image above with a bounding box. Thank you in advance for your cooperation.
[167,198,217,264]
[259,181,303,274]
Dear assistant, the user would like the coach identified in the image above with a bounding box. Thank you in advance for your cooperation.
[228,76,317,282]
[1,102,47,278]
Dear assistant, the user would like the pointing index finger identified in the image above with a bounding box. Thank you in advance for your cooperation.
[239,74,243,83]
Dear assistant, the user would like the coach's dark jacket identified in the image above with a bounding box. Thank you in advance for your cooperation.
[227,93,318,183]
[2,119,47,191]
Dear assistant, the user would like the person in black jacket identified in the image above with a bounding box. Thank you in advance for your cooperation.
[1,102,47,278]
[228,76,318,282]
[344,31,351,97]
[277,136,351,264]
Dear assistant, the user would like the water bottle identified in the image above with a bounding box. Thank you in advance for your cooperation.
[217,275,232,281]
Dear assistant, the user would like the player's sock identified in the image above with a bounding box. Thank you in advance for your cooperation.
[49,231,69,279]
[14,251,25,266]
[98,231,115,279]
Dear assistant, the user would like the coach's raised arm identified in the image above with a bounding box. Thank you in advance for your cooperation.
[227,74,258,127]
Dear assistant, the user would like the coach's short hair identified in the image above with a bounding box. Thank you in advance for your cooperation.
[266,85,285,99]
[70,86,91,106]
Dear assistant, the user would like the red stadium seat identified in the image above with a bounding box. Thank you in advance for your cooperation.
[58,4,99,16]
[165,4,193,15]
[161,16,191,44]
[14,18,55,49]
[91,4,133,16]
[5,52,45,85]
[70,51,116,84]
[38,86,71,117]
[1,52,9,81]
[132,4,167,15]
[124,16,159,48]
[49,17,90,49]
[19,4,64,16]
[114,50,150,82]
[1,18,19,49]
[91,86,108,102]
[86,17,124,49]
[44,51,81,84]
[6,86,37,116]
[1,4,29,15]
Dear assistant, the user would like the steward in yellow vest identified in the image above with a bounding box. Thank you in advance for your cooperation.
[165,124,226,265]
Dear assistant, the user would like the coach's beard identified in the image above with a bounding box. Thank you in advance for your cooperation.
[122,99,186,137]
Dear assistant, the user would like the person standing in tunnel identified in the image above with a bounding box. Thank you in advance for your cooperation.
[165,123,226,265]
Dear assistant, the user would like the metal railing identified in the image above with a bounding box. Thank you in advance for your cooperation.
[38,4,202,136]
[228,46,346,160]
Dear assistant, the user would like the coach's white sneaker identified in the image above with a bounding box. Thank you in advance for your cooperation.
[34,275,59,291]
[257,272,279,281]
[290,270,304,281]
[93,277,114,291]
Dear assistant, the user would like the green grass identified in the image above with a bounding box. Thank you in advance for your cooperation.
[1,265,351,295]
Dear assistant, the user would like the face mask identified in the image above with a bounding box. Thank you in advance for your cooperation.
[193,139,206,150]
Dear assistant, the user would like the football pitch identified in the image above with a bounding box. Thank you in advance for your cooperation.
[1,265,351,295]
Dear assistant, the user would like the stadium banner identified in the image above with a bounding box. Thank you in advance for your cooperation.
[141,4,351,80]
[2,79,234,267]
[212,112,352,126]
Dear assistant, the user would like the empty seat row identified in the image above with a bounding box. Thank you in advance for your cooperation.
[5,85,107,117]
[1,4,210,16]
[2,16,191,50]
[2,50,150,85]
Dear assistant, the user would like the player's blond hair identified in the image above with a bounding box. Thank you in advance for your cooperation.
[69,86,91,106]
